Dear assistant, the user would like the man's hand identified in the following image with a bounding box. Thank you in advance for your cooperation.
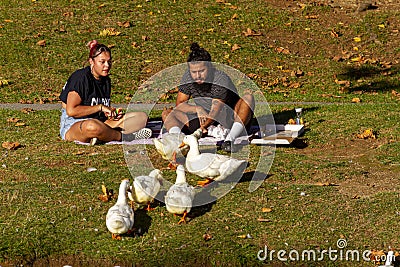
[196,106,208,126]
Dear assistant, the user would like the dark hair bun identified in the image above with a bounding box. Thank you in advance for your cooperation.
[190,42,201,52]
[187,42,211,62]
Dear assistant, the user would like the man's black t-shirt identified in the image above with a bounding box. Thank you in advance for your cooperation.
[178,67,240,113]
[59,66,111,119]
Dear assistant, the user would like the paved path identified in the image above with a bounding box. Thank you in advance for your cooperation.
[0,101,343,111]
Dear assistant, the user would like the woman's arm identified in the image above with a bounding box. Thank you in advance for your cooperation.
[65,91,111,118]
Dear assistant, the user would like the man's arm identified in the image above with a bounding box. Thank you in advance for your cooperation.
[174,91,197,113]
[200,98,225,130]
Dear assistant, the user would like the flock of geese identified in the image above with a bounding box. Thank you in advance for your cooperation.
[106,130,248,240]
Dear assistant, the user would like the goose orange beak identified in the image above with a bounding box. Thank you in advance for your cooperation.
[178,142,186,148]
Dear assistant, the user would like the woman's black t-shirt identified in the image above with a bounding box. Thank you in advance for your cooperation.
[59,66,111,119]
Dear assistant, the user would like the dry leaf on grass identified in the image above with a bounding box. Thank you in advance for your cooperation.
[231,43,241,52]
[261,207,272,213]
[2,142,21,150]
[21,108,35,114]
[203,233,212,241]
[98,184,114,202]
[356,129,376,139]
[0,79,9,86]
[7,118,20,123]
[117,21,131,28]
[99,28,121,37]
[257,218,271,222]
[314,182,339,187]
[334,79,351,87]
[351,97,361,103]
[37,40,46,46]
[275,47,290,55]
[243,28,262,37]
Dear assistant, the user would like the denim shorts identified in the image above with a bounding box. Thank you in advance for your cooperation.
[59,108,87,140]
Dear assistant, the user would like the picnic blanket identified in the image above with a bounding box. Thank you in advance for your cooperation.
[74,121,255,146]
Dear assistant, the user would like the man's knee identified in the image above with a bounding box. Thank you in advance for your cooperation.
[242,93,255,108]
[161,107,174,121]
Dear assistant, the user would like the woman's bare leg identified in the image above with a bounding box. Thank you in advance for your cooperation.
[65,119,121,143]
[105,111,148,134]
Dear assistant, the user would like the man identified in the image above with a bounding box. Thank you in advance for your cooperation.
[162,42,254,153]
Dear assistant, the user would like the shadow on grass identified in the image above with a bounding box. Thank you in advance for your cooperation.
[132,209,153,237]
[337,65,400,93]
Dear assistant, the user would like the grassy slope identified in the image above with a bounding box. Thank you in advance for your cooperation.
[0,0,400,266]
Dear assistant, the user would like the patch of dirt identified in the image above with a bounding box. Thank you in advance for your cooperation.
[260,0,400,64]
[292,138,400,198]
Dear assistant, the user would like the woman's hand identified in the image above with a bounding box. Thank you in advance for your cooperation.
[101,105,117,119]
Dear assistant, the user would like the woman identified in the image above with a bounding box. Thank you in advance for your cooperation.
[59,40,151,144]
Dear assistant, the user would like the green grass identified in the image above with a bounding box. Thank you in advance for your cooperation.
[1,103,400,266]
[1,0,399,104]
[1,0,400,266]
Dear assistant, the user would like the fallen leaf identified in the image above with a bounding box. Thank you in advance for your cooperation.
[247,73,258,79]
[203,233,212,241]
[351,56,363,62]
[7,118,20,123]
[63,12,74,17]
[391,90,400,97]
[2,142,21,150]
[142,35,149,41]
[243,28,262,37]
[117,21,131,28]
[334,79,351,87]
[232,212,243,217]
[21,108,34,114]
[262,207,272,213]
[231,13,238,20]
[15,122,26,127]
[98,184,114,202]
[37,40,46,46]
[231,43,241,52]
[291,69,304,77]
[0,79,9,86]
[99,28,121,37]
[353,37,362,42]
[305,15,318,19]
[257,218,272,222]
[314,182,339,186]
[351,97,361,103]
[356,129,376,139]
[369,250,385,263]
[330,29,340,38]
[275,47,290,55]
[289,82,301,89]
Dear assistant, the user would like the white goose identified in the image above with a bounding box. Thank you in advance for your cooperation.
[165,165,195,224]
[106,179,134,240]
[153,128,203,168]
[180,135,248,186]
[128,169,163,211]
